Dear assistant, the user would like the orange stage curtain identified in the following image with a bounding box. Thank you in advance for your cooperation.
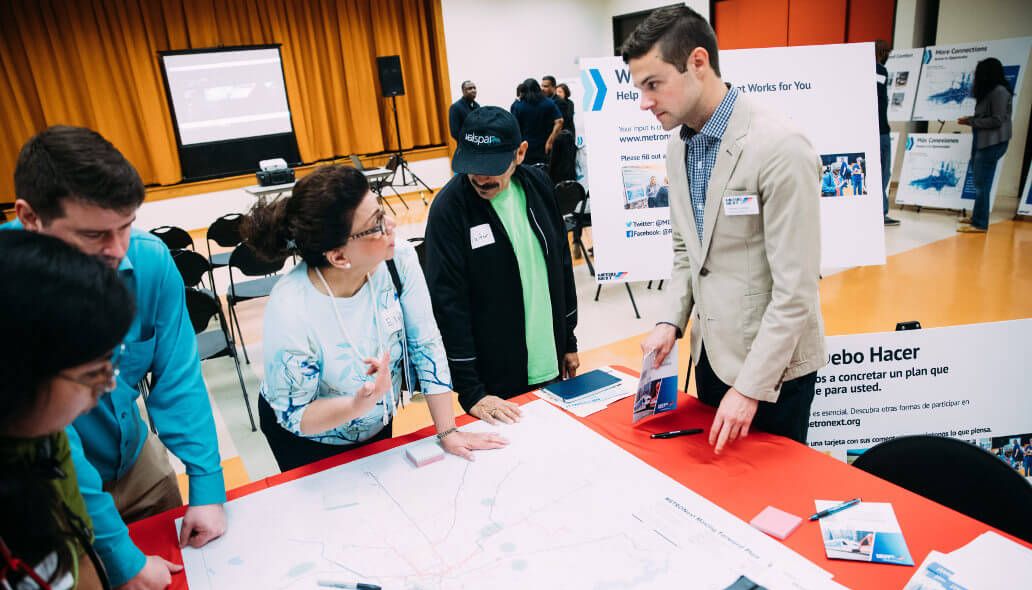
[0,0,450,197]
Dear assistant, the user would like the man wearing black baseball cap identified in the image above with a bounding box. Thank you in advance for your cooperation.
[424,106,579,425]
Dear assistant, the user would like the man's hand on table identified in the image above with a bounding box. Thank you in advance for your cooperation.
[178,503,227,548]
[709,387,758,454]
[118,555,182,590]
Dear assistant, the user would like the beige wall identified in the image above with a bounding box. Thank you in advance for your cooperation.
[935,0,1032,197]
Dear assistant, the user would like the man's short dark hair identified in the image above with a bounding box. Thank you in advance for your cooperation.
[620,5,720,77]
[542,75,557,86]
[14,125,145,222]
[461,80,475,89]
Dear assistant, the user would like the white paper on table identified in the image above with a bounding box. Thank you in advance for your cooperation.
[902,531,1032,590]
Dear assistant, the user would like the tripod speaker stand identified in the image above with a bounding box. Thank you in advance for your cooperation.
[377,55,431,205]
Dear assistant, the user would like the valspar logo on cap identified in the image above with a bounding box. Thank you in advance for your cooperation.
[465,133,502,146]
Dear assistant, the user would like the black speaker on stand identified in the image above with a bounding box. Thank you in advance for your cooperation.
[376,55,431,203]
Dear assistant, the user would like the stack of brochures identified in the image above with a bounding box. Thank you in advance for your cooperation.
[903,531,1031,589]
[535,367,635,417]
[815,500,914,566]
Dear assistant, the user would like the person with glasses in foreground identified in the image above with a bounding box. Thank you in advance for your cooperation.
[0,230,134,590]
[4,126,226,590]
[242,165,508,472]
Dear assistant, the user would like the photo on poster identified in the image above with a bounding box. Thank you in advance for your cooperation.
[621,164,669,210]
[980,432,1032,478]
[633,345,678,423]
[885,49,923,121]
[820,152,868,197]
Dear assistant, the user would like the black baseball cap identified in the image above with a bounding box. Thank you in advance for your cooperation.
[452,106,523,176]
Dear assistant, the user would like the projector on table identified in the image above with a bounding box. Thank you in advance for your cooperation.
[256,158,295,186]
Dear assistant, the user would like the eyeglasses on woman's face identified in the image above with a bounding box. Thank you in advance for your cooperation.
[55,343,125,395]
[348,208,393,241]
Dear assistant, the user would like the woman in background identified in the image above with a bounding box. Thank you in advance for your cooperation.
[242,165,507,472]
[1,230,135,590]
[957,57,1013,233]
[555,83,576,139]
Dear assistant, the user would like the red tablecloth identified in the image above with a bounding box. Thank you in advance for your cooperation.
[130,367,1030,589]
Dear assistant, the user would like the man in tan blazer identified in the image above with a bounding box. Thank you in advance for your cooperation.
[624,6,826,453]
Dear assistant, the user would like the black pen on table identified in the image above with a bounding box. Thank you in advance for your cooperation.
[650,428,704,439]
[808,498,862,521]
[317,580,382,590]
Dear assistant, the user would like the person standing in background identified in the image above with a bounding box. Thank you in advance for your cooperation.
[957,57,1013,233]
[511,78,564,165]
[876,40,901,226]
[448,80,480,142]
[544,76,577,139]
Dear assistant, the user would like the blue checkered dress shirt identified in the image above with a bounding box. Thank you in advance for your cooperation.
[681,86,739,242]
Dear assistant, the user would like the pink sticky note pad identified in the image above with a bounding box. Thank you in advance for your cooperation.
[750,506,803,540]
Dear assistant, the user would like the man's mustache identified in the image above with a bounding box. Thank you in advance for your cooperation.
[472,180,499,191]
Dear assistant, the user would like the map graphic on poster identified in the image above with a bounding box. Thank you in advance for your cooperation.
[1020,168,1032,216]
[178,401,840,590]
[580,43,885,282]
[885,50,923,121]
[896,133,972,209]
[912,37,1032,121]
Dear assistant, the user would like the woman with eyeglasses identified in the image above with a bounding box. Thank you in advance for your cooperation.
[242,165,508,472]
[1,230,134,590]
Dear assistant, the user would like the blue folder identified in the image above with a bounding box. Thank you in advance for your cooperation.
[541,369,621,402]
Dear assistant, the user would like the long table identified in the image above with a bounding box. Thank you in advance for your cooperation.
[128,367,1030,588]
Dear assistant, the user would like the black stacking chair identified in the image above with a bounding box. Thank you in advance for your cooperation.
[150,225,195,251]
[205,213,244,287]
[185,287,256,431]
[171,248,213,292]
[853,435,1032,542]
[225,243,285,364]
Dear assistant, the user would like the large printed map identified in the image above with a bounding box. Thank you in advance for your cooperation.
[179,401,839,590]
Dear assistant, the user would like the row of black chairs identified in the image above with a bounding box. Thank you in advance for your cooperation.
[152,215,288,431]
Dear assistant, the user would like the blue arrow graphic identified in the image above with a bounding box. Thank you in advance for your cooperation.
[590,68,607,111]
[580,69,596,113]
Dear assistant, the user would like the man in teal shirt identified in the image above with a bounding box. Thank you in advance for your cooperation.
[425,107,579,424]
[4,126,227,588]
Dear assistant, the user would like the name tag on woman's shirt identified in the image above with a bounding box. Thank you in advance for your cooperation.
[381,290,403,334]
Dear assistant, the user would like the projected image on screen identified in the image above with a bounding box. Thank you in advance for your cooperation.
[162,47,293,145]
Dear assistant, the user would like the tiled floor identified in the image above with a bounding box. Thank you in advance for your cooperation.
[165,188,1029,495]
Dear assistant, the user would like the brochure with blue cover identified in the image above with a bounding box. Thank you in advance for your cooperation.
[540,369,621,402]
[816,500,914,566]
[632,344,679,423]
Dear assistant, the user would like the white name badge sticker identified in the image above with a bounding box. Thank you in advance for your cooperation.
[876,73,887,85]
[470,224,495,249]
[383,307,403,333]
[381,293,403,333]
[722,194,760,216]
